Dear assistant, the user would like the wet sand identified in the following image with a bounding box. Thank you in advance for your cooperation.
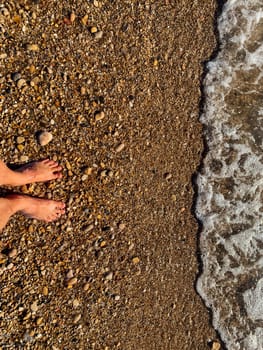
[0,1,219,349]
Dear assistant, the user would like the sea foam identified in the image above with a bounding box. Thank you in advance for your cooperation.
[196,1,263,349]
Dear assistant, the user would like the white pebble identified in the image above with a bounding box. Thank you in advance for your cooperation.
[37,131,53,146]
[115,143,125,153]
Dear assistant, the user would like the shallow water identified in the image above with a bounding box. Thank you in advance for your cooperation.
[196,1,263,349]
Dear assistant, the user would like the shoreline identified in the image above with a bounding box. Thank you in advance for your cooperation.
[0,1,220,349]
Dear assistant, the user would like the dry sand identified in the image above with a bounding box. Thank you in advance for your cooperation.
[0,1,221,349]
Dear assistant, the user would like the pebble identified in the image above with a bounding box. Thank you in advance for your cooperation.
[90,26,98,34]
[37,131,53,146]
[43,286,48,296]
[212,342,221,350]
[73,299,80,308]
[84,167,93,175]
[30,76,40,87]
[95,111,105,121]
[17,144,24,152]
[164,172,172,180]
[27,44,39,51]
[8,248,17,258]
[70,13,76,23]
[30,301,38,313]
[81,15,88,26]
[17,79,27,89]
[66,269,74,279]
[118,223,125,230]
[17,136,25,144]
[85,224,94,232]
[132,257,140,264]
[83,283,90,291]
[36,317,43,326]
[81,174,89,181]
[11,72,21,82]
[105,272,113,281]
[93,0,99,7]
[73,314,81,323]
[114,295,120,301]
[171,194,177,201]
[115,143,125,153]
[67,277,78,288]
[80,86,86,95]
[1,7,10,16]
[94,31,103,39]
[20,155,29,162]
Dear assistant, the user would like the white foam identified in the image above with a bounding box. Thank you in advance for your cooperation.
[196,1,263,349]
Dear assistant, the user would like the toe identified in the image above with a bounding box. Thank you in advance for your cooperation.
[47,160,57,166]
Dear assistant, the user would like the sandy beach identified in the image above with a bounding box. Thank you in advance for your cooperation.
[0,1,220,349]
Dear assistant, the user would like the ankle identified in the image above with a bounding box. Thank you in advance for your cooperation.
[5,195,26,213]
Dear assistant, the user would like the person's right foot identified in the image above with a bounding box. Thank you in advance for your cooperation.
[6,194,66,222]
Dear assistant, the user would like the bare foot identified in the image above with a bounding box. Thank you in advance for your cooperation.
[6,194,65,223]
[0,159,63,186]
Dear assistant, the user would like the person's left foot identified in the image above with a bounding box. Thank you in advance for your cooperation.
[0,159,63,186]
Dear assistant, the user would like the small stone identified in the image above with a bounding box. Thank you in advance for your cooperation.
[17,136,25,144]
[81,15,88,26]
[114,295,120,301]
[81,174,89,181]
[43,287,48,296]
[70,12,76,23]
[212,342,221,350]
[95,111,105,121]
[90,26,98,33]
[105,272,113,281]
[36,317,43,326]
[83,283,90,291]
[164,172,172,180]
[37,131,53,146]
[30,301,38,313]
[30,76,40,87]
[171,194,177,201]
[73,299,80,308]
[80,86,86,95]
[65,160,71,170]
[115,143,125,153]
[67,277,78,288]
[100,241,106,247]
[85,224,94,232]
[20,155,29,162]
[84,167,93,175]
[66,269,74,279]
[17,79,27,89]
[132,257,140,264]
[1,7,10,16]
[0,53,7,59]
[94,31,103,39]
[118,223,125,230]
[29,65,36,74]
[93,0,99,7]
[73,314,81,323]
[11,72,21,82]
[27,44,39,51]
[8,248,17,258]
[100,170,107,177]
[17,144,24,152]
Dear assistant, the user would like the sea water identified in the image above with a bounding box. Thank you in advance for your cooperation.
[196,1,263,349]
